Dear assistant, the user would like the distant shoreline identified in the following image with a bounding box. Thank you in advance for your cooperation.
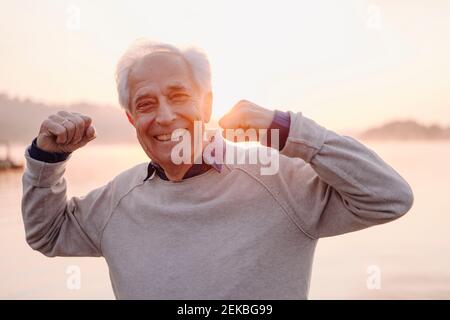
[359,120,450,141]
[2,93,449,143]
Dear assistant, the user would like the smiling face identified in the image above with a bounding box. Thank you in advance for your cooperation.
[126,52,212,166]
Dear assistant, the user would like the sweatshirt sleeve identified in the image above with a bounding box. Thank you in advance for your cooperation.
[276,111,414,239]
[21,147,114,257]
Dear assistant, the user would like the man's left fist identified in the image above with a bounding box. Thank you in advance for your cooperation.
[219,100,275,131]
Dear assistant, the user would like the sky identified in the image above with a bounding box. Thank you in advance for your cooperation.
[0,0,449,131]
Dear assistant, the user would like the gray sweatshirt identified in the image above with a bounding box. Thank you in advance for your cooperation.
[21,111,414,299]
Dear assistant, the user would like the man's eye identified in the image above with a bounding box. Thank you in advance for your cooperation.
[137,101,156,109]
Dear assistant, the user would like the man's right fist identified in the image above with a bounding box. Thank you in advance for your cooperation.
[37,111,96,153]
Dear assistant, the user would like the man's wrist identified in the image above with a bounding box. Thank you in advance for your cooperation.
[29,137,71,163]
[264,110,290,150]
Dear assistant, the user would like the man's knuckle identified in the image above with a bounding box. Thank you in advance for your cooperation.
[56,127,66,135]
[73,116,85,127]
[66,120,76,129]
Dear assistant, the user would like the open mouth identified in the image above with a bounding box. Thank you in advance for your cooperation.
[153,128,189,142]
[154,134,172,142]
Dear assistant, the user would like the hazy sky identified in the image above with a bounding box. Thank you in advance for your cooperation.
[0,0,449,131]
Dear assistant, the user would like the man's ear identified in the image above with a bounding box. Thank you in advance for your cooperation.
[126,111,135,127]
[201,91,213,123]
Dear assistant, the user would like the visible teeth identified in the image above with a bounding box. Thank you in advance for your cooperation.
[155,134,171,141]
[154,129,188,142]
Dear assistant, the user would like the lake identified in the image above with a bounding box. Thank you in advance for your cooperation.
[1,141,449,299]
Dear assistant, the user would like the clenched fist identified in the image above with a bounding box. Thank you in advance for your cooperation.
[219,100,275,141]
[37,111,96,153]
[219,100,275,130]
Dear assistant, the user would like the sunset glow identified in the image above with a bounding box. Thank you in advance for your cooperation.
[1,0,449,132]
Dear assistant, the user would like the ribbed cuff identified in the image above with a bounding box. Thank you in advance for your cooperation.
[29,137,71,163]
[265,110,290,150]
[23,150,69,187]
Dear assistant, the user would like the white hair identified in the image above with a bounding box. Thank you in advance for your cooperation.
[115,39,212,111]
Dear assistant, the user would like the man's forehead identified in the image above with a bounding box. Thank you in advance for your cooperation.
[128,52,196,96]
[129,52,191,82]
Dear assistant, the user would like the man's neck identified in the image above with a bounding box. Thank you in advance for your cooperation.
[156,137,211,182]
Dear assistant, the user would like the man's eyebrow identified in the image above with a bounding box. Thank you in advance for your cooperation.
[133,84,190,104]
[166,84,189,92]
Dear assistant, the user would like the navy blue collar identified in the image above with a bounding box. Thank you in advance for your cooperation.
[143,134,224,182]
[144,160,222,182]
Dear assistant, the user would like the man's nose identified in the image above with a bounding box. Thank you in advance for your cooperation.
[155,101,176,126]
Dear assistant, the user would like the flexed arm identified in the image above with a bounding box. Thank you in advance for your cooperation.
[21,111,112,256]
[220,100,414,239]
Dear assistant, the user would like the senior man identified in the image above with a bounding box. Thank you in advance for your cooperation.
[21,40,414,299]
